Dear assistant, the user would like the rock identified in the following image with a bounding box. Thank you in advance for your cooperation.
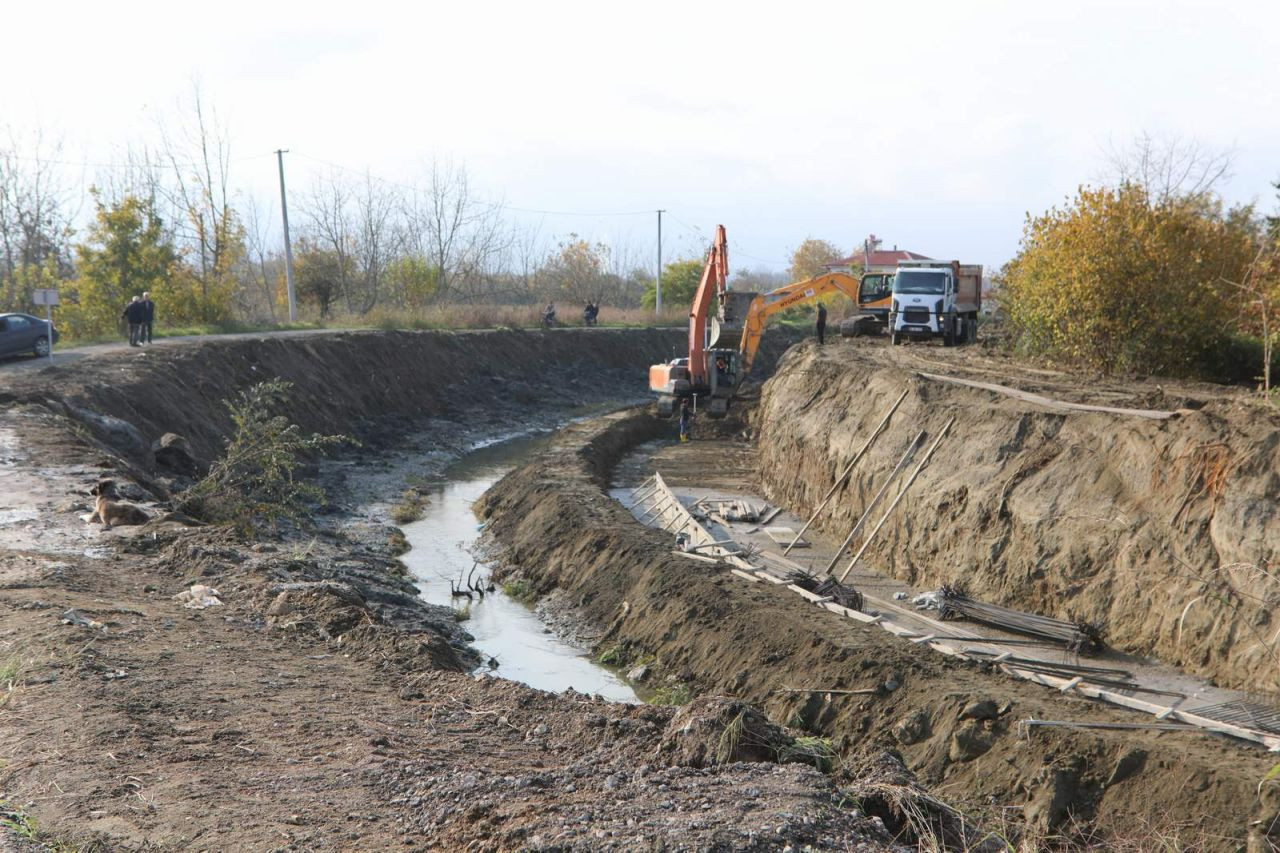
[959,699,1000,721]
[892,709,932,745]
[70,407,149,461]
[948,721,994,762]
[152,433,203,476]
[626,664,650,682]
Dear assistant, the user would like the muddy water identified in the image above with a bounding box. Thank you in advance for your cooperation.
[400,433,638,703]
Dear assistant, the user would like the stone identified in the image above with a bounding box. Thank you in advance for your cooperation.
[892,709,932,745]
[152,432,203,476]
[959,699,1000,721]
[627,664,651,682]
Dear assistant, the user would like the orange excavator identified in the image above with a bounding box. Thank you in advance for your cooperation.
[649,225,870,418]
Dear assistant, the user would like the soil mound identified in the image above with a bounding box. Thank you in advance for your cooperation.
[658,695,793,767]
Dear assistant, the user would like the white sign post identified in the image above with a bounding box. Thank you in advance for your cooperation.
[32,289,59,361]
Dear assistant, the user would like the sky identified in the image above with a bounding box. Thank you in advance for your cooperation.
[2,0,1278,276]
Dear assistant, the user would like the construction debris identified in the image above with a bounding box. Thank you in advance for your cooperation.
[764,527,808,548]
[938,585,1102,654]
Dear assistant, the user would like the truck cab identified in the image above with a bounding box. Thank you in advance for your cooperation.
[889,260,982,346]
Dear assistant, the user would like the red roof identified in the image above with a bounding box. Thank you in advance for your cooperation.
[828,248,932,268]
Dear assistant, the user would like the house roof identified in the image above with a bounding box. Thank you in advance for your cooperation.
[827,248,932,268]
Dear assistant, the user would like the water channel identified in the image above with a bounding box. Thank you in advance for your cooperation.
[399,431,638,703]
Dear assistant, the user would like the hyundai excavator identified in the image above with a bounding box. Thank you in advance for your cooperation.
[649,224,871,418]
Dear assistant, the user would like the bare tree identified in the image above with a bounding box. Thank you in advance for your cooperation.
[349,171,400,314]
[0,127,76,310]
[1102,131,1234,206]
[301,169,357,311]
[403,159,508,303]
[159,80,242,315]
[236,196,281,322]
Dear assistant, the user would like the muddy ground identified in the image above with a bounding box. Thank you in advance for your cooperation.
[479,394,1280,850]
[0,328,900,851]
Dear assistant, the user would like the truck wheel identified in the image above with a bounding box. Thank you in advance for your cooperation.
[942,319,956,347]
[966,318,978,344]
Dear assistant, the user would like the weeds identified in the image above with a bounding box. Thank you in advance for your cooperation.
[501,578,537,604]
[597,643,627,666]
[0,652,27,707]
[649,683,692,707]
[781,735,837,772]
[389,489,429,525]
[714,710,747,765]
[0,802,38,841]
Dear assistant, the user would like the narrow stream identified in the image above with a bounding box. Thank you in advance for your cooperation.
[399,432,638,703]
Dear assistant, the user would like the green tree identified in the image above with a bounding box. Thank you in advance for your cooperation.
[293,241,348,318]
[1001,183,1256,377]
[787,238,843,281]
[63,193,178,339]
[641,258,703,310]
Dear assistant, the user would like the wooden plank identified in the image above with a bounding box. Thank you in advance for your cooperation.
[730,568,762,583]
[787,584,833,604]
[918,372,1177,420]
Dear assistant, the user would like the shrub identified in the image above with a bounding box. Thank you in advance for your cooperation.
[1000,184,1256,378]
[180,379,351,532]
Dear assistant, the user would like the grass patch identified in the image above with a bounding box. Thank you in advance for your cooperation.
[0,801,38,841]
[597,643,627,666]
[649,683,692,707]
[781,735,837,772]
[389,489,428,525]
[714,710,748,765]
[501,578,537,604]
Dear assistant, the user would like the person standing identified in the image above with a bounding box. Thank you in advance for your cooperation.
[678,396,692,443]
[121,296,144,347]
[816,302,828,345]
[140,291,155,344]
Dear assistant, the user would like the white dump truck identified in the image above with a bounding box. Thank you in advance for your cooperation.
[888,260,983,346]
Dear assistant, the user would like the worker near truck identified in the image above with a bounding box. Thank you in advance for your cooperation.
[816,302,827,345]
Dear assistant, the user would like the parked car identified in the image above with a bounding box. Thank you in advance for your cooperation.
[0,313,59,358]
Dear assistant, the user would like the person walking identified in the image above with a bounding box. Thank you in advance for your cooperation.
[140,291,155,344]
[121,296,144,347]
[816,302,828,345]
[678,396,692,443]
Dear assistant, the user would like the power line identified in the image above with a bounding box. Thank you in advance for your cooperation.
[0,151,274,171]
[666,211,787,267]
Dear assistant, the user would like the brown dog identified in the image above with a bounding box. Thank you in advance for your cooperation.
[88,479,151,529]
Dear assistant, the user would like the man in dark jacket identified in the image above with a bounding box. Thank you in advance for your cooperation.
[122,296,144,347]
[140,291,155,343]
[816,302,828,345]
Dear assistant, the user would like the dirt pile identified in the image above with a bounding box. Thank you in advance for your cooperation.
[753,339,1280,692]
[478,405,1280,848]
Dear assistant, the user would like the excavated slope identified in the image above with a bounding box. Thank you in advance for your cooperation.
[754,341,1280,692]
[477,407,1280,848]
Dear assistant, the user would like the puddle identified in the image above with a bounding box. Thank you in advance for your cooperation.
[399,432,638,703]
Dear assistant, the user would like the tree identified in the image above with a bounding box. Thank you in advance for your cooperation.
[1000,183,1256,377]
[537,234,609,304]
[1102,132,1233,208]
[641,258,703,310]
[0,129,75,311]
[788,238,843,281]
[64,193,178,339]
[159,82,243,324]
[293,240,346,319]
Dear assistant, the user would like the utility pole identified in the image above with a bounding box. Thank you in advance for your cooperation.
[275,149,298,323]
[656,209,665,316]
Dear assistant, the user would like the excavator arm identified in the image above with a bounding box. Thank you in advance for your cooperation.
[737,272,862,376]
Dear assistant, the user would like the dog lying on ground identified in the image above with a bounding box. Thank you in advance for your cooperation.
[88,479,151,529]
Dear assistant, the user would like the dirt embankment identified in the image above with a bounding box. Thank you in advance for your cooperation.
[753,340,1280,693]
[477,406,1280,849]
[3,326,879,851]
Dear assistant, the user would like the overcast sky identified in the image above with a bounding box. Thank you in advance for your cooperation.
[2,0,1277,275]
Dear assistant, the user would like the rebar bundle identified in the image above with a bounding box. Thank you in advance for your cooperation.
[938,585,1103,654]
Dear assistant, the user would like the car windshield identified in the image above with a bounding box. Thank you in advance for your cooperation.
[895,271,947,295]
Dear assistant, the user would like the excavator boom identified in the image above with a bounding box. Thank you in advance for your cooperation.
[686,225,729,387]
[737,272,863,375]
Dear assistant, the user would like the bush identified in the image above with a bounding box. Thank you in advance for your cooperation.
[1000,184,1256,378]
[179,379,351,531]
